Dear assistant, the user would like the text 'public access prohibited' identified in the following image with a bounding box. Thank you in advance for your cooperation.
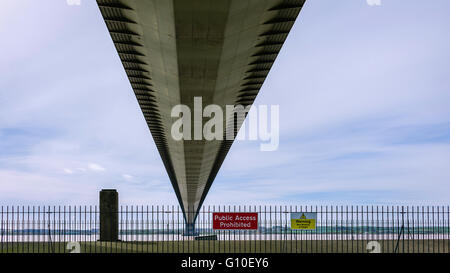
[213,213,258,230]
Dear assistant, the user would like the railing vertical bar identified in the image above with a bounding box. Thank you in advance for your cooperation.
[57,206,60,253]
[316,205,318,253]
[16,206,19,253]
[391,206,395,252]
[432,206,435,253]
[82,205,85,254]
[202,205,205,253]
[413,206,416,253]
[436,206,443,253]
[63,206,66,253]
[11,206,15,253]
[406,206,410,253]
[132,205,135,253]
[442,205,445,253]
[95,205,98,253]
[141,205,143,253]
[325,205,333,253]
[1,206,3,253]
[125,205,129,253]
[427,206,430,253]
[78,205,81,253]
[422,206,425,252]
[38,206,41,253]
[290,205,293,253]
[170,205,173,254]
[21,206,24,253]
[12,206,15,253]
[7,206,10,253]
[146,205,149,253]
[356,205,359,253]
[46,206,49,253]
[88,205,91,254]
[371,205,374,250]
[151,205,154,253]
[341,205,344,253]
[326,206,334,252]
[157,205,159,253]
[27,206,30,253]
[346,205,349,253]
[214,205,218,254]
[11,205,13,253]
[437,206,440,253]
[30,206,32,253]
[71,206,74,252]
[376,206,379,250]
[402,206,405,253]
[264,205,266,253]
[352,205,355,253]
[162,205,165,253]
[141,205,144,253]
[51,206,55,253]
[366,206,369,252]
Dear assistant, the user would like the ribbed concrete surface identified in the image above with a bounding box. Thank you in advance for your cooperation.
[97,0,305,224]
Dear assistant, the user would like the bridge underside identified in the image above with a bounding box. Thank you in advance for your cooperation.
[97,0,304,224]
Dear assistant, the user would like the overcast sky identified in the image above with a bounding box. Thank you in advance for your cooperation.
[1,0,449,207]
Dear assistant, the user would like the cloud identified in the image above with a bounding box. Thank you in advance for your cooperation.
[63,168,73,174]
[122,174,133,181]
[88,163,106,172]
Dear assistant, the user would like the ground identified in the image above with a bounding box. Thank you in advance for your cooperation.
[1,240,448,253]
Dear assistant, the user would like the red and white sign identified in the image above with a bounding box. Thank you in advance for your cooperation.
[212,212,258,230]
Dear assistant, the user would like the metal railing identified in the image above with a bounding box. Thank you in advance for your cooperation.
[0,205,449,253]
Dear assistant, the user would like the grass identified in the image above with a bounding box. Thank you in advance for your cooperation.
[1,239,449,253]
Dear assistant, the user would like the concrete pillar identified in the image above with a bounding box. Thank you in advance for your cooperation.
[99,189,119,241]
[183,223,199,236]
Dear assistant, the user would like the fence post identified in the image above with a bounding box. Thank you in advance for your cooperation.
[99,189,119,242]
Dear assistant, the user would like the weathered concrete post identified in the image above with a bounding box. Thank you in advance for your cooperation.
[99,189,119,241]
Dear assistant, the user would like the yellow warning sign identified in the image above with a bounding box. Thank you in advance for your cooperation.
[290,213,317,230]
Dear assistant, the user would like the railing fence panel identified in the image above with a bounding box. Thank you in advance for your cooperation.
[0,205,448,253]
